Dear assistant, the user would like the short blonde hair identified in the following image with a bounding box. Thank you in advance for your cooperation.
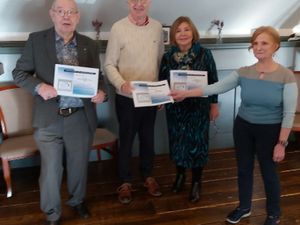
[249,26,280,51]
[170,16,199,47]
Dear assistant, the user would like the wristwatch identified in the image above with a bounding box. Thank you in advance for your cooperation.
[278,140,288,148]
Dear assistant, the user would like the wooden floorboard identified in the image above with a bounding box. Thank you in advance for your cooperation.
[0,147,300,225]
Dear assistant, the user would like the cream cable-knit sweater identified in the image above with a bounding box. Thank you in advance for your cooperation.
[104,17,164,97]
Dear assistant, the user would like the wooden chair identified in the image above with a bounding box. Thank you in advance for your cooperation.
[92,128,118,160]
[0,84,117,197]
[0,84,38,198]
[292,71,300,132]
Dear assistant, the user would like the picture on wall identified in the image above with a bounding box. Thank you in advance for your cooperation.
[162,26,170,45]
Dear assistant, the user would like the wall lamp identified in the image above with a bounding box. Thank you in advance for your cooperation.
[0,63,4,75]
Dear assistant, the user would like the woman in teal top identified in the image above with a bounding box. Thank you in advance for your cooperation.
[159,16,219,203]
[171,26,298,225]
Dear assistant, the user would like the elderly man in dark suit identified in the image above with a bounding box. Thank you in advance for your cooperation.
[12,0,106,224]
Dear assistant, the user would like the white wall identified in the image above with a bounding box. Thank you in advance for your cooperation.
[1,0,300,40]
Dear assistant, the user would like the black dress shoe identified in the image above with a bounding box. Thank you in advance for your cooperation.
[189,182,200,203]
[44,219,60,225]
[172,173,186,193]
[73,202,90,219]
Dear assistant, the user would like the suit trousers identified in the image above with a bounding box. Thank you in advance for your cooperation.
[233,116,281,217]
[115,94,157,182]
[34,109,93,221]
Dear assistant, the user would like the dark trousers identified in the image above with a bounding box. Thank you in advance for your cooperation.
[115,94,157,182]
[34,109,93,221]
[233,116,281,217]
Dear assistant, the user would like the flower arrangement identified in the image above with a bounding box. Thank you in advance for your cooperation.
[211,19,224,32]
[92,19,103,40]
[211,19,224,42]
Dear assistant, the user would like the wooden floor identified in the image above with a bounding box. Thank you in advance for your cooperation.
[1,147,300,225]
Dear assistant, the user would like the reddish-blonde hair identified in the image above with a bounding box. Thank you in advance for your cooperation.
[170,16,199,47]
[249,26,280,51]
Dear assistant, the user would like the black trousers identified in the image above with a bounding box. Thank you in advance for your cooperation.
[115,95,157,182]
[233,116,281,217]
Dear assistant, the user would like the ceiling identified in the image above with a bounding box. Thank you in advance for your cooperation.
[0,0,299,37]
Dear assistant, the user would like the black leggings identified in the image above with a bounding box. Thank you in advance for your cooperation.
[233,116,281,216]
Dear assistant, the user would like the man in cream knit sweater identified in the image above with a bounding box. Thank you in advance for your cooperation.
[105,0,164,204]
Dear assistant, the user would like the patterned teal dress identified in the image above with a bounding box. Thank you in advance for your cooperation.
[159,41,218,168]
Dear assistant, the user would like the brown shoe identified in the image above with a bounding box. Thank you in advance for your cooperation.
[144,177,162,197]
[117,183,132,204]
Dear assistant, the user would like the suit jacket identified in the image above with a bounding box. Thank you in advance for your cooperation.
[12,27,101,131]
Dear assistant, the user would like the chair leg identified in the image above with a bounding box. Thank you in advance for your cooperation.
[96,148,102,161]
[2,158,12,198]
[111,141,118,159]
[111,142,118,169]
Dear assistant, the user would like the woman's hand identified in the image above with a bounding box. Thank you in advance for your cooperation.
[170,88,202,101]
[273,144,285,162]
[210,103,219,121]
[169,90,188,102]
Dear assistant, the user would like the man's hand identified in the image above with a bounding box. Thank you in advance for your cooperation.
[38,83,58,100]
[91,90,107,103]
[157,105,164,110]
[121,82,133,95]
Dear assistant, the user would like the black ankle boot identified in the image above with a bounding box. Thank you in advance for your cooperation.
[171,173,186,193]
[189,182,200,203]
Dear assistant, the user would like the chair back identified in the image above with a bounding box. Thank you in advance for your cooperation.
[295,72,300,113]
[0,86,34,138]
[292,72,300,131]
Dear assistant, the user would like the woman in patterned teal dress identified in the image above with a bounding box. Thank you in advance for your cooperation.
[159,16,219,202]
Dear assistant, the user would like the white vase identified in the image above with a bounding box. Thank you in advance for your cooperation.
[95,33,100,40]
[217,29,222,44]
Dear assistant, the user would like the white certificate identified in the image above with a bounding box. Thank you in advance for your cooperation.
[54,64,99,98]
[131,80,174,108]
[170,70,208,91]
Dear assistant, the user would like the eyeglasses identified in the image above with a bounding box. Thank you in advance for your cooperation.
[52,8,78,17]
[129,0,148,5]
